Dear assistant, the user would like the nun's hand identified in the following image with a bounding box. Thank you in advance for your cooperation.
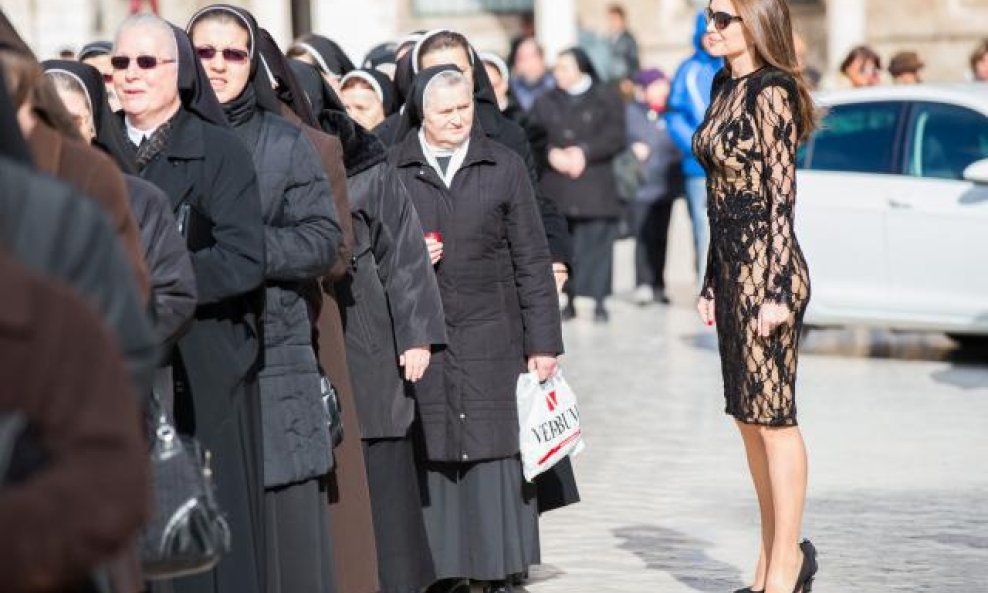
[527,355,558,383]
[425,236,444,265]
[548,148,571,174]
[566,147,587,178]
[400,346,431,382]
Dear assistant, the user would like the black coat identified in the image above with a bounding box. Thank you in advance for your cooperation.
[138,109,266,593]
[337,159,446,439]
[392,130,564,463]
[531,84,627,219]
[124,174,197,349]
[376,104,573,268]
[234,111,341,488]
[0,158,157,396]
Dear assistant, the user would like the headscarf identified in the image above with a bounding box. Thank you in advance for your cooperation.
[41,59,135,173]
[0,62,31,164]
[290,59,346,116]
[411,29,497,110]
[478,51,509,85]
[256,28,318,128]
[169,23,228,127]
[78,41,112,61]
[186,4,282,126]
[340,68,396,116]
[290,34,354,79]
[398,64,463,134]
[362,42,397,76]
[560,46,600,82]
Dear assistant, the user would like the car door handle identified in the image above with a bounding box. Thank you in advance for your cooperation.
[888,198,913,209]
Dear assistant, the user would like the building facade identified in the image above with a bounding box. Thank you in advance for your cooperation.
[2,0,985,85]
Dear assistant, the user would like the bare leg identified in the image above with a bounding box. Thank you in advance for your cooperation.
[760,426,808,593]
[737,421,773,591]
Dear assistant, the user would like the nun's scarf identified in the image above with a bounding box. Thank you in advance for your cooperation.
[42,59,136,173]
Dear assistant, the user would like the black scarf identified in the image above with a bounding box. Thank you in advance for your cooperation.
[222,83,257,128]
[292,34,354,78]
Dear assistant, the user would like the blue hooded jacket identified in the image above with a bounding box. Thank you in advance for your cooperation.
[666,11,724,178]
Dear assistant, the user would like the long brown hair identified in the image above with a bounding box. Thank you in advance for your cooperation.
[730,0,818,142]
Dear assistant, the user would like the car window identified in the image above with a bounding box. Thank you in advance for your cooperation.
[804,101,902,174]
[905,102,988,181]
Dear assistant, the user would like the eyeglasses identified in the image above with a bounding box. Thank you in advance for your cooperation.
[110,55,176,71]
[705,8,743,31]
[195,46,250,63]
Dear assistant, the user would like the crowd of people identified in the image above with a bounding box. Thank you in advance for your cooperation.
[1,1,985,593]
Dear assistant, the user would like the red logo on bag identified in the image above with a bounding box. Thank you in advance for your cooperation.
[546,390,558,412]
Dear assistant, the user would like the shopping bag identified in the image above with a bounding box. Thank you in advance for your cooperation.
[516,370,585,482]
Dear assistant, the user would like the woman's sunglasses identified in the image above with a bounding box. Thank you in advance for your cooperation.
[195,47,250,63]
[706,8,744,31]
[110,55,176,71]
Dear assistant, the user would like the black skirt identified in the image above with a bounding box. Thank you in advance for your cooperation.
[568,218,618,301]
[363,438,435,593]
[264,477,336,593]
[420,456,539,581]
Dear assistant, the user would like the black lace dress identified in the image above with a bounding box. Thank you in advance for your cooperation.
[693,66,811,426]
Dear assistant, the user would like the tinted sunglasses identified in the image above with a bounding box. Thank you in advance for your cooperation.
[110,55,176,70]
[195,46,250,63]
[705,8,744,31]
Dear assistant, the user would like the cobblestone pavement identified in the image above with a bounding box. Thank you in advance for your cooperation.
[519,291,988,593]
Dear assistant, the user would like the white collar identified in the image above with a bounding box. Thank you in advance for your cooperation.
[124,117,161,147]
[566,74,593,96]
[418,128,470,188]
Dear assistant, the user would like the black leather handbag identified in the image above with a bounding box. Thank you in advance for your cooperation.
[320,375,344,448]
[139,380,231,580]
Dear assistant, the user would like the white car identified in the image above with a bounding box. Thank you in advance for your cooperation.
[795,83,988,342]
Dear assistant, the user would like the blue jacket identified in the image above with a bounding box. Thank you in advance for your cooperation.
[667,11,723,179]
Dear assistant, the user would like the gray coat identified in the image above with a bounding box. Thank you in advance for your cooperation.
[233,111,342,488]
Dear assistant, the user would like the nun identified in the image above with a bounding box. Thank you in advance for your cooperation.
[339,67,395,131]
[288,33,355,93]
[284,53,449,593]
[113,14,267,593]
[362,41,397,78]
[78,40,121,111]
[267,47,383,593]
[379,29,573,299]
[187,6,343,593]
[42,58,198,347]
[391,65,563,593]
[529,47,626,323]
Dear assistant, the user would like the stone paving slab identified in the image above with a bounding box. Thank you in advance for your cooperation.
[522,297,988,593]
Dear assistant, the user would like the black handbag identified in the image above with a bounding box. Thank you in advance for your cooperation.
[139,379,231,580]
[320,375,344,448]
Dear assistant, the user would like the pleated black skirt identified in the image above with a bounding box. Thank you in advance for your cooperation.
[420,456,539,582]
[363,438,436,593]
[264,477,337,593]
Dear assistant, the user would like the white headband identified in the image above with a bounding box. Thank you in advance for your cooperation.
[292,41,336,77]
[411,28,475,74]
[44,68,94,116]
[478,52,509,82]
[186,5,256,60]
[340,70,384,105]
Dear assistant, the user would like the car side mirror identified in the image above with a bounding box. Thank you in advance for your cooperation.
[963,158,988,184]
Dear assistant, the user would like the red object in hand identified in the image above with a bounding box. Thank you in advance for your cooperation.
[424,231,443,243]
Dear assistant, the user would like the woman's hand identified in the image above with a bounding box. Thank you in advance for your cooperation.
[424,236,443,265]
[400,346,431,382]
[527,355,558,383]
[565,146,587,178]
[697,296,716,327]
[552,262,569,294]
[756,302,790,338]
[548,148,571,174]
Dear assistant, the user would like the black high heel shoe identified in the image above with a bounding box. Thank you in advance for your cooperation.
[793,539,819,593]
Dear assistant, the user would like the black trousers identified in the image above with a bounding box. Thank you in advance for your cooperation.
[631,199,674,289]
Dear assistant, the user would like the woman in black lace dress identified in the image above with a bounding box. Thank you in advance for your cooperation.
[692,1,818,592]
